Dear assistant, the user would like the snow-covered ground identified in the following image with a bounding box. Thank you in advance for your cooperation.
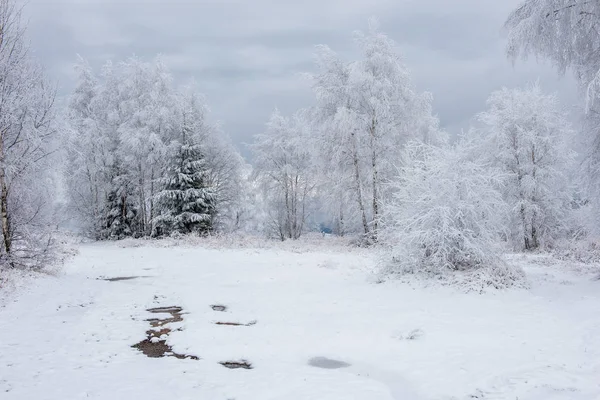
[1,241,599,400]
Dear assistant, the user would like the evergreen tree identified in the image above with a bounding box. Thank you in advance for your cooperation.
[154,96,215,236]
[101,165,139,239]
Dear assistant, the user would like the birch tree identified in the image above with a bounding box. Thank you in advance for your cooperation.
[505,0,600,234]
[477,84,575,250]
[252,109,315,240]
[65,57,106,237]
[0,0,58,267]
[310,19,440,241]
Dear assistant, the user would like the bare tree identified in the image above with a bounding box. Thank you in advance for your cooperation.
[0,0,57,267]
[251,109,315,240]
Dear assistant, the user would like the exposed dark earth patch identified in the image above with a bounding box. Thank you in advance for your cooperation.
[101,276,150,282]
[147,306,183,327]
[132,305,198,360]
[308,357,351,369]
[211,304,227,312]
[220,360,253,369]
[215,320,257,327]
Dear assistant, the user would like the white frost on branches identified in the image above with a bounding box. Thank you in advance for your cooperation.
[381,139,526,290]
[477,83,575,250]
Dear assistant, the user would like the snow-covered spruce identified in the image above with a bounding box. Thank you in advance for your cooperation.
[381,140,526,290]
[153,92,215,236]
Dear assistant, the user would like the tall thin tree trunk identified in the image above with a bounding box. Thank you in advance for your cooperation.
[338,193,345,237]
[285,177,292,239]
[521,204,530,250]
[0,166,11,258]
[530,146,538,249]
[370,118,379,242]
[138,162,146,236]
[0,129,11,260]
[351,130,369,236]
[149,164,155,231]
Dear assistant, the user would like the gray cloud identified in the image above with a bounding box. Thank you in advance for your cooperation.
[23,0,580,158]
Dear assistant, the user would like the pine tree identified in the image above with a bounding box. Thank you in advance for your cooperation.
[154,101,215,236]
[101,164,139,239]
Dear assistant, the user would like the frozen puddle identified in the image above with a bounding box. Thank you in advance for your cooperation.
[220,360,253,369]
[101,276,149,282]
[308,357,351,369]
[132,306,198,360]
[215,320,257,326]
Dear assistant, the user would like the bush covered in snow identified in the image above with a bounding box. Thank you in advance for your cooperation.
[381,140,527,289]
[552,237,600,265]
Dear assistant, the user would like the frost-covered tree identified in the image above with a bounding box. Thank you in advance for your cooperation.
[65,57,244,239]
[505,0,600,234]
[65,57,106,238]
[251,109,315,240]
[191,107,246,232]
[153,92,215,236]
[101,166,139,239]
[309,19,440,241]
[382,139,524,289]
[0,0,58,267]
[477,84,574,250]
[505,0,600,100]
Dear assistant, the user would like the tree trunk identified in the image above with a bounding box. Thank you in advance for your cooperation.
[370,118,379,242]
[149,164,155,231]
[0,128,11,261]
[285,176,292,239]
[530,146,539,249]
[138,162,146,236]
[350,130,369,236]
[338,195,345,237]
[0,165,11,259]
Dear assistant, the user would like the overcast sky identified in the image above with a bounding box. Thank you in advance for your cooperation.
[24,0,580,158]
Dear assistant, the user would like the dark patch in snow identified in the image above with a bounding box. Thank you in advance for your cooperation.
[308,357,351,369]
[132,305,198,361]
[215,320,257,327]
[101,276,150,282]
[147,306,183,316]
[211,304,227,312]
[220,360,253,369]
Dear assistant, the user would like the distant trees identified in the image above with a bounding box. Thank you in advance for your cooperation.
[476,84,574,250]
[251,110,315,240]
[65,57,244,239]
[0,0,58,267]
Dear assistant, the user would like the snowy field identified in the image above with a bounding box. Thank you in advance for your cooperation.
[1,241,599,400]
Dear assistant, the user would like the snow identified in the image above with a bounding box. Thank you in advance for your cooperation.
[1,242,599,399]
